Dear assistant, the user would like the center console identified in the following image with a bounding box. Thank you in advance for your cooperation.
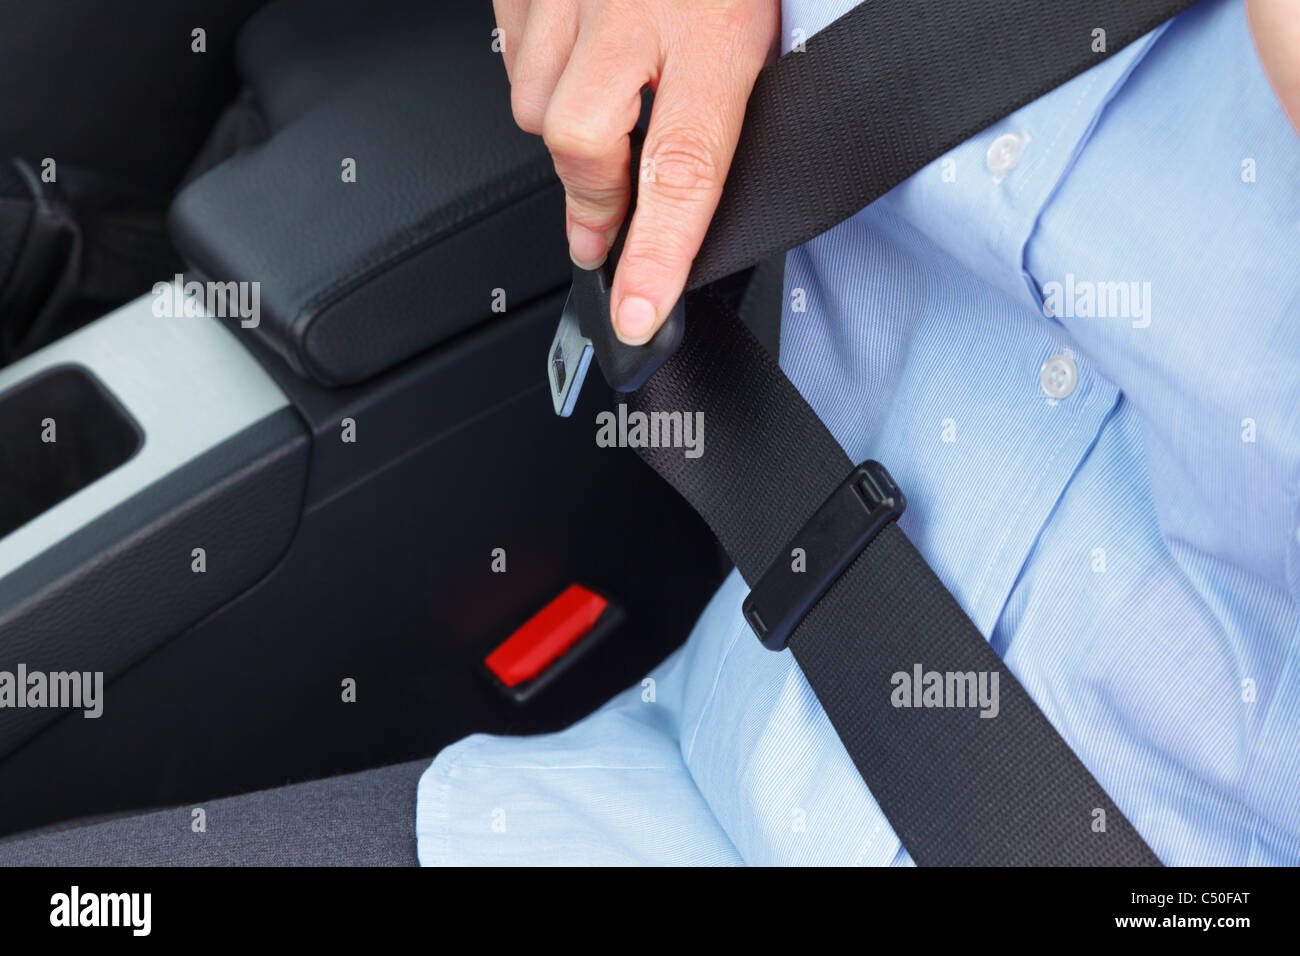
[0,0,729,835]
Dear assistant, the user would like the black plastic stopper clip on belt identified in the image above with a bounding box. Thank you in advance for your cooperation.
[742,460,905,649]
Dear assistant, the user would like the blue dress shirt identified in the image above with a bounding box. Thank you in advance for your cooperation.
[417,0,1300,865]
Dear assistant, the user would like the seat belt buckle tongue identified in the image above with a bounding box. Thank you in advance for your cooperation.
[743,460,906,651]
[547,262,685,417]
[547,285,596,417]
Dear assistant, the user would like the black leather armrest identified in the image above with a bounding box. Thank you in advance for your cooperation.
[168,0,568,386]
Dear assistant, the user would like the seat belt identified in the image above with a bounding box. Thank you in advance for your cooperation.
[561,0,1197,864]
[687,0,1198,291]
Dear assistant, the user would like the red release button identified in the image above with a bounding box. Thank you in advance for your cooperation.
[484,584,609,688]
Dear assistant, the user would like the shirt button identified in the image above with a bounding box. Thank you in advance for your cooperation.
[986,132,1025,177]
[1040,353,1078,400]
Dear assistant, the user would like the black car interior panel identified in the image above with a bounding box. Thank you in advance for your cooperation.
[169,0,571,386]
[0,0,738,834]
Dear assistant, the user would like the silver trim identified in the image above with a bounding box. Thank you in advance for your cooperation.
[0,293,289,579]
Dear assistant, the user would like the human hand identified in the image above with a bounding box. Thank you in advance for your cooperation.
[492,0,781,344]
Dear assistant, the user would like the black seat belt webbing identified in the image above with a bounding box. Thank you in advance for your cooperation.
[624,0,1196,864]
[634,299,1159,866]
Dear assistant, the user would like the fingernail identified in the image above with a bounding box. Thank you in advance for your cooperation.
[615,296,657,344]
[568,223,608,270]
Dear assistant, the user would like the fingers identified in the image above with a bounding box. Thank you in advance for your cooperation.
[610,33,765,344]
[491,0,530,78]
[542,11,655,273]
[510,0,580,133]
[500,1,780,345]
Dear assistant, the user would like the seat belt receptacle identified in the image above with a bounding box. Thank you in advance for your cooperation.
[742,460,905,650]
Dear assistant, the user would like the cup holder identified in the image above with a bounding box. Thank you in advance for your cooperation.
[0,364,141,539]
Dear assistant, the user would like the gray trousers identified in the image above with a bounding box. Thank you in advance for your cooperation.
[0,760,426,866]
